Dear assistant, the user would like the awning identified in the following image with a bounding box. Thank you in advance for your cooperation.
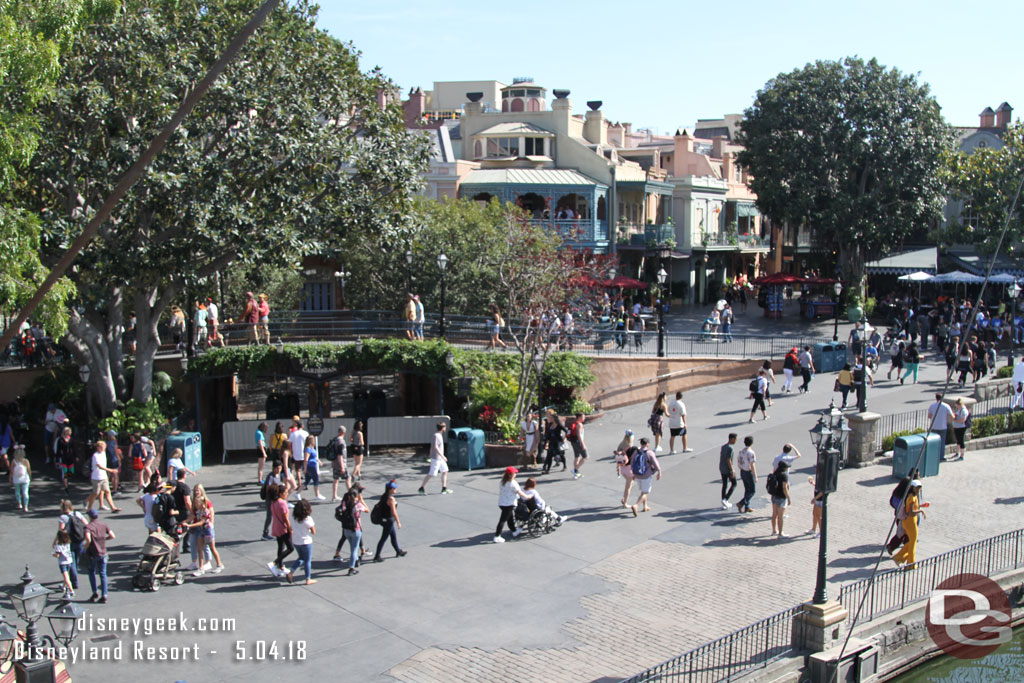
[752,273,836,286]
[864,247,937,275]
[734,202,759,217]
[897,271,934,282]
[930,271,985,284]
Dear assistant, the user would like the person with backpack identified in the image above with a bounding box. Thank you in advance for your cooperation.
[767,460,792,537]
[329,426,351,501]
[568,414,588,480]
[748,369,769,423]
[614,431,635,507]
[372,480,406,560]
[418,422,452,495]
[137,482,162,535]
[628,437,661,517]
[334,485,368,575]
[781,347,798,394]
[58,500,88,593]
[736,436,757,513]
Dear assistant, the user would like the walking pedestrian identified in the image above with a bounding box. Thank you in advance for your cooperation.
[301,435,325,501]
[419,422,452,494]
[284,499,316,585]
[288,417,309,498]
[187,484,224,576]
[413,295,425,341]
[719,433,738,509]
[255,421,269,484]
[629,437,661,517]
[267,484,293,577]
[329,427,350,501]
[104,429,121,496]
[257,293,271,345]
[261,461,285,540]
[206,297,224,348]
[486,304,507,349]
[44,402,66,464]
[837,364,853,409]
[885,474,915,554]
[852,355,872,412]
[806,478,823,537]
[748,369,770,422]
[951,398,970,461]
[615,430,635,507]
[137,482,161,535]
[193,300,208,351]
[667,391,692,454]
[57,500,87,593]
[494,467,526,543]
[887,340,905,381]
[84,440,120,513]
[927,394,954,454]
[768,460,792,537]
[351,420,366,481]
[10,446,31,512]
[737,436,757,513]
[241,292,259,344]
[541,411,567,474]
[956,343,974,387]
[648,392,668,452]
[892,480,928,569]
[782,347,798,393]
[53,529,75,597]
[403,293,416,340]
[568,413,589,479]
[520,410,539,470]
[55,426,75,494]
[901,342,920,384]
[761,360,776,407]
[334,485,367,575]
[798,346,815,393]
[84,508,115,603]
[372,480,406,560]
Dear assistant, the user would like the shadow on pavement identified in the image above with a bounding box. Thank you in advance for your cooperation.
[840,544,884,554]
[556,506,630,523]
[855,473,897,488]
[995,496,1024,505]
[432,533,498,548]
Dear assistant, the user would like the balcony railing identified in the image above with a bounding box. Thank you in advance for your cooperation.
[644,223,675,244]
[527,218,609,244]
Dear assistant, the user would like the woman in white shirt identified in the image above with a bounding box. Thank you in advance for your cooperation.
[10,447,31,512]
[286,499,316,585]
[494,467,527,543]
[951,398,970,461]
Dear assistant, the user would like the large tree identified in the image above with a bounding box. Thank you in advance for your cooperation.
[944,122,1024,256]
[738,57,951,297]
[19,0,426,414]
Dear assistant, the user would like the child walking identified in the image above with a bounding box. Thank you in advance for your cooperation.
[53,529,74,597]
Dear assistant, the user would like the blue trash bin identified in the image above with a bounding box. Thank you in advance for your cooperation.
[165,432,202,475]
[813,343,837,373]
[892,433,942,479]
[447,427,485,471]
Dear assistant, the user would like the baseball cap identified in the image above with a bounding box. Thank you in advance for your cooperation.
[910,479,922,487]
[88,509,99,519]
[624,429,633,436]
[386,480,399,490]
[505,466,519,474]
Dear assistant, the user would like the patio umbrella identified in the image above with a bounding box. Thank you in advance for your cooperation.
[898,271,933,298]
[607,275,647,289]
[988,273,1018,284]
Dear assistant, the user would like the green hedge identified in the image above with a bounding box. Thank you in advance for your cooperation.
[882,428,925,453]
[971,412,1024,439]
[997,365,1013,379]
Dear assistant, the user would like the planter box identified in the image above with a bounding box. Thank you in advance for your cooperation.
[485,443,521,469]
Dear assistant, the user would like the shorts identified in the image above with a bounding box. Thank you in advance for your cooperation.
[351,445,364,457]
[638,477,654,494]
[771,495,788,508]
[203,524,215,539]
[670,427,685,437]
[570,441,587,460]
[428,459,449,476]
[332,459,348,480]
[91,479,110,494]
[59,463,74,477]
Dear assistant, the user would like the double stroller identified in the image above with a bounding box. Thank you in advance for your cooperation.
[700,317,720,341]
[514,498,563,539]
[132,493,186,591]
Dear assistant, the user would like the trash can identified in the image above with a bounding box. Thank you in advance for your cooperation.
[448,427,485,471]
[813,343,835,373]
[833,342,848,368]
[892,432,941,479]
[166,432,202,475]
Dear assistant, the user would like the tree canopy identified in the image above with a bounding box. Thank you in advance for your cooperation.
[17,0,427,415]
[944,122,1024,256]
[737,57,951,296]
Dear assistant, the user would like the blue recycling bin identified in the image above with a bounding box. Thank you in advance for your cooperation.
[165,432,202,475]
[892,432,942,479]
[447,427,485,471]
[813,343,837,373]
[833,342,847,368]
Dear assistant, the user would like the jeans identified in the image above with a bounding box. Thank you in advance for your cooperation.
[188,528,212,566]
[263,502,273,536]
[839,385,851,407]
[720,472,736,501]
[13,482,28,508]
[800,368,812,391]
[375,518,401,558]
[740,470,756,510]
[67,541,85,590]
[275,533,294,567]
[304,463,319,488]
[88,554,108,597]
[290,543,312,581]
[344,529,362,568]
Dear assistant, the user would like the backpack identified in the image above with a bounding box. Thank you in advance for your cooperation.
[337,498,357,531]
[130,443,145,471]
[259,477,269,501]
[766,472,781,497]
[150,492,173,527]
[569,421,581,442]
[66,511,86,545]
[324,439,337,461]
[749,378,759,394]
[631,449,651,477]
[370,498,386,525]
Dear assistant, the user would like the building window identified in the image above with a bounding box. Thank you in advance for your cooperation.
[961,200,984,230]
[524,137,545,156]
[486,137,519,157]
[302,282,334,311]
[528,98,541,112]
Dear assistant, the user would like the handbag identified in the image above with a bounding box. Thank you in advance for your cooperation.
[833,378,841,392]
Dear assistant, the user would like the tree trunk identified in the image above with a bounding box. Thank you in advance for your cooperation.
[840,243,866,302]
[65,310,117,416]
[132,284,177,403]
[105,289,127,399]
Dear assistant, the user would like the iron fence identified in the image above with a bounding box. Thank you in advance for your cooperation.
[838,527,1024,626]
[620,605,804,683]
[873,395,1011,451]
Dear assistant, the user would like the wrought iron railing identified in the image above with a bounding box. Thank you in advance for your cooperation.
[838,527,1024,626]
[873,395,1010,451]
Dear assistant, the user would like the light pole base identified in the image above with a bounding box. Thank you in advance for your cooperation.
[791,600,849,653]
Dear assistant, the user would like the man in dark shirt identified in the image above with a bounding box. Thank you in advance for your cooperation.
[85,509,116,603]
[719,433,738,509]
[171,469,193,550]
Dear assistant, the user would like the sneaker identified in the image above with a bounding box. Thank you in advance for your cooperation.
[683,448,694,453]
[193,569,205,577]
[396,550,407,557]
[743,507,754,514]
[316,494,326,501]
[267,563,283,577]
[441,488,452,495]
[655,446,664,452]
[572,472,580,480]
[348,568,359,576]
[331,497,341,503]
[763,415,770,421]
[186,564,199,571]
[721,499,732,509]
[211,565,224,574]
[202,562,212,571]
[668,450,677,455]
[261,534,273,541]
[806,529,816,535]
[88,593,99,603]
[512,529,523,538]
[99,596,107,604]
[418,488,426,495]
[748,418,755,423]
[493,536,505,543]
[779,532,788,538]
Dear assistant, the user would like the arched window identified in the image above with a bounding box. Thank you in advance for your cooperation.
[519,193,547,219]
[596,196,606,220]
[528,98,541,112]
[510,99,524,112]
[474,140,483,159]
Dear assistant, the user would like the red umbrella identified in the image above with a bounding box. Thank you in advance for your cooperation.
[608,275,648,289]
[752,272,805,286]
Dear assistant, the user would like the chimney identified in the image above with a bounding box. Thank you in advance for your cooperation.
[722,152,734,183]
[672,129,694,177]
[551,89,571,132]
[464,92,484,117]
[402,87,426,128]
[583,101,606,145]
[995,102,1013,129]
[712,135,727,159]
[980,106,995,128]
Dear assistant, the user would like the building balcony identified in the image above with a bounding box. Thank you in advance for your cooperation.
[528,218,609,248]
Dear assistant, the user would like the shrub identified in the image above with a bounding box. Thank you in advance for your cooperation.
[541,352,595,410]
[971,414,1004,439]
[881,428,925,453]
[997,365,1013,379]
[97,399,169,435]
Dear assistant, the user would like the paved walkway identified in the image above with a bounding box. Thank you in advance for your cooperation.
[1,351,1018,683]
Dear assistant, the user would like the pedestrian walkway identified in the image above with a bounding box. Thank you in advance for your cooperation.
[0,353,1011,683]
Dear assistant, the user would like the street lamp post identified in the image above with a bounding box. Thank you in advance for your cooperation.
[1010,281,1021,366]
[656,267,668,358]
[808,399,850,605]
[832,281,843,342]
[405,249,413,294]
[333,270,350,310]
[437,253,449,339]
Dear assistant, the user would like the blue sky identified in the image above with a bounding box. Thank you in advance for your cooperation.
[317,0,1022,134]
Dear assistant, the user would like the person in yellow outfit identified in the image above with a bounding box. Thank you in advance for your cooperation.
[893,480,928,569]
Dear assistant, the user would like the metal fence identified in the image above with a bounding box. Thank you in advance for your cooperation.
[873,395,1011,451]
[838,527,1024,626]
[620,605,805,683]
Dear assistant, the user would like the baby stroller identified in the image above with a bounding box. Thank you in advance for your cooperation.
[700,318,719,342]
[514,498,563,539]
[132,494,185,591]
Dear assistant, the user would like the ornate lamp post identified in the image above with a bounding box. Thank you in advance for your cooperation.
[437,252,449,339]
[1010,281,1021,366]
[832,281,843,342]
[656,267,668,358]
[333,270,351,309]
[808,400,849,605]
[405,249,413,294]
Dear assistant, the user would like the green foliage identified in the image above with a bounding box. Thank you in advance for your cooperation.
[738,57,951,295]
[881,428,925,453]
[469,370,519,421]
[970,415,1004,439]
[565,397,595,415]
[997,365,1014,379]
[542,352,595,390]
[22,366,87,430]
[863,297,877,318]
[944,122,1024,256]
[494,416,521,444]
[97,399,168,435]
